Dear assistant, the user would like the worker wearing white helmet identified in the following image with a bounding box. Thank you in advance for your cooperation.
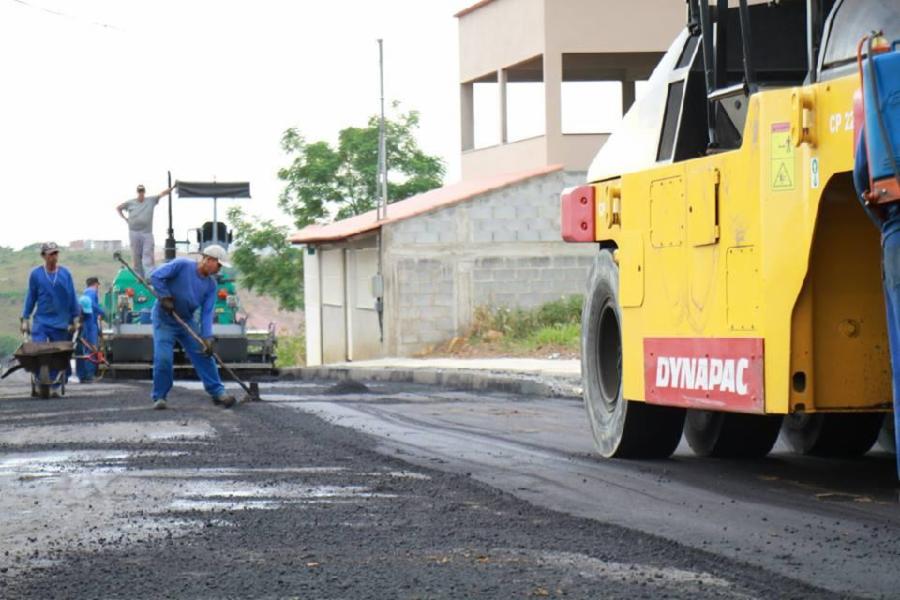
[147,244,235,410]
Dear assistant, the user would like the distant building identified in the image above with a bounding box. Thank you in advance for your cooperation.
[457,0,683,179]
[69,240,123,251]
[293,0,684,365]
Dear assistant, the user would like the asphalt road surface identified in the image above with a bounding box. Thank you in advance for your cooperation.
[1,376,897,599]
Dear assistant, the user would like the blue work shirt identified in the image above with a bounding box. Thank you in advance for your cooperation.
[22,265,79,331]
[853,126,900,241]
[150,258,217,338]
[80,287,105,328]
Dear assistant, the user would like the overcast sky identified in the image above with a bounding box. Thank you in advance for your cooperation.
[0,0,475,250]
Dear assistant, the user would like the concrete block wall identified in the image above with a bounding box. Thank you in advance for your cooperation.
[472,254,596,309]
[394,258,456,348]
[383,170,598,356]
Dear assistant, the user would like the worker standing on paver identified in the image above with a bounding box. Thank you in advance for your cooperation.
[148,244,236,410]
[75,277,105,383]
[116,183,174,278]
[20,242,80,395]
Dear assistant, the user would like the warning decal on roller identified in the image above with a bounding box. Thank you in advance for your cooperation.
[770,122,795,191]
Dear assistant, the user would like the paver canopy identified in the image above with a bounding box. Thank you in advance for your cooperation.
[176,181,250,199]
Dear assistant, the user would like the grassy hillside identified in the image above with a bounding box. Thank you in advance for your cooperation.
[0,247,122,357]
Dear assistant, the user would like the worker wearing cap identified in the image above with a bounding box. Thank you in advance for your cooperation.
[116,183,174,278]
[75,277,105,383]
[148,244,236,410]
[21,242,80,395]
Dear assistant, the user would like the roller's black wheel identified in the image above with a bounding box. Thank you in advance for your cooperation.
[781,413,883,457]
[684,409,782,458]
[582,250,685,458]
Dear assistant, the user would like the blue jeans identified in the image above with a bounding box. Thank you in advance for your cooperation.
[76,320,99,382]
[152,318,225,401]
[31,323,71,389]
[882,230,900,477]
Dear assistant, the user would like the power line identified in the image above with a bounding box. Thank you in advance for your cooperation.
[8,0,123,31]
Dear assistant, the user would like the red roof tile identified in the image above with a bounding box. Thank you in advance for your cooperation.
[290,164,563,245]
[454,0,498,18]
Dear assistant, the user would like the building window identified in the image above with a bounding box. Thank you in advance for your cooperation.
[473,77,500,149]
[561,81,623,134]
[506,81,545,142]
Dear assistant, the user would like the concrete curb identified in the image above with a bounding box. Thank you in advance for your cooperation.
[280,366,582,399]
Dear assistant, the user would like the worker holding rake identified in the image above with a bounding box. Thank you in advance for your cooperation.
[148,244,236,410]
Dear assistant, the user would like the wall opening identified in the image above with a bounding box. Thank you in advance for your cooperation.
[472,74,500,149]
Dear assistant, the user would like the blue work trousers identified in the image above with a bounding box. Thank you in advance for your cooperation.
[883,231,900,477]
[152,318,225,401]
[31,323,71,389]
[76,320,99,382]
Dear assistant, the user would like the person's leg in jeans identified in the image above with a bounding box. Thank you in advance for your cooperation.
[129,230,145,278]
[75,337,88,381]
[152,319,177,402]
[176,324,226,400]
[140,232,155,275]
[882,231,900,478]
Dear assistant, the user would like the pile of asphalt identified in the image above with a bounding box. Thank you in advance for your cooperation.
[1,382,840,599]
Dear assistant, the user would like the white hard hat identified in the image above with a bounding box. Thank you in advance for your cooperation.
[202,244,231,268]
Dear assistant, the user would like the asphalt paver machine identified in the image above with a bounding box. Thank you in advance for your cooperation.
[103,178,276,379]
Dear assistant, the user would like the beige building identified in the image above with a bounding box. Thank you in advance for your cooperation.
[295,0,686,365]
[458,0,684,179]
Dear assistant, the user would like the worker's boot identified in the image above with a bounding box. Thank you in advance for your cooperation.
[212,394,236,409]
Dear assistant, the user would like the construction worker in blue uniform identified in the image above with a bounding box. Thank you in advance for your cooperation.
[20,242,80,395]
[854,34,900,475]
[149,244,236,410]
[75,277,105,383]
[855,127,900,475]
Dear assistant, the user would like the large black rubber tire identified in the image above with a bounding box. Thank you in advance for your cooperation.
[781,413,883,457]
[582,250,685,458]
[684,409,782,458]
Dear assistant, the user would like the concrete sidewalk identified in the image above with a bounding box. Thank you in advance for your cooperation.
[281,357,582,398]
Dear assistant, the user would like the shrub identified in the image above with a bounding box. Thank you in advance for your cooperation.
[0,334,19,359]
[469,295,583,344]
[527,323,581,347]
[275,333,306,368]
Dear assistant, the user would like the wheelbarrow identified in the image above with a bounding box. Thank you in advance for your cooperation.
[1,341,75,399]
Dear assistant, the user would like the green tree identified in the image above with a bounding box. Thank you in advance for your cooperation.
[278,106,444,227]
[230,106,444,311]
[227,210,305,311]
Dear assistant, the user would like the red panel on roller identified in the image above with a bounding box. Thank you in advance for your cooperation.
[560,185,595,242]
[644,337,765,414]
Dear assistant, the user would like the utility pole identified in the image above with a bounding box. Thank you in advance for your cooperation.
[377,38,388,221]
[374,39,387,342]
